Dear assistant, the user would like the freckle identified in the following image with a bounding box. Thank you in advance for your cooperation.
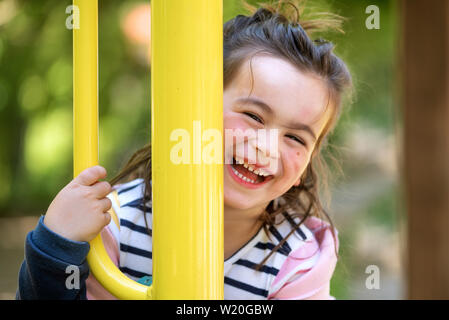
[296,152,300,156]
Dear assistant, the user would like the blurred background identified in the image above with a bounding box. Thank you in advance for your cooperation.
[0,0,401,299]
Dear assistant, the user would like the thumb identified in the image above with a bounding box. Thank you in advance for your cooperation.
[73,165,107,186]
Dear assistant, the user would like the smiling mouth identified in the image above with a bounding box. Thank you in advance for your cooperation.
[229,157,274,185]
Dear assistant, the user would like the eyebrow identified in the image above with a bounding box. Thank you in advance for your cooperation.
[235,97,318,142]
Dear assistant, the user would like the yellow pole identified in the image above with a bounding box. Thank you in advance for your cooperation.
[73,0,98,177]
[151,0,224,299]
[73,0,223,299]
[73,0,149,299]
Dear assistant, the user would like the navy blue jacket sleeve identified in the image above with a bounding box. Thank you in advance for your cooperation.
[16,216,91,300]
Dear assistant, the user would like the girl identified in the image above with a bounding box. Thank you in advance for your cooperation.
[17,0,352,300]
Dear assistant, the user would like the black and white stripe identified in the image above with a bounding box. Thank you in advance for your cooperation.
[107,179,314,298]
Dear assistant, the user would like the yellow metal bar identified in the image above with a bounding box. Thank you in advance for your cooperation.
[73,0,223,299]
[73,0,98,177]
[88,235,150,299]
[73,0,150,300]
[152,0,224,299]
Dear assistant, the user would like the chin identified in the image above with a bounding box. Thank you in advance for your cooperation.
[224,190,258,210]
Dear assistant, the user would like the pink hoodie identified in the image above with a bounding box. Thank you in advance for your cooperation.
[267,216,339,299]
[85,215,339,300]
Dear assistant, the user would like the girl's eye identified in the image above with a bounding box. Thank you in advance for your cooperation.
[244,112,263,124]
[286,134,306,146]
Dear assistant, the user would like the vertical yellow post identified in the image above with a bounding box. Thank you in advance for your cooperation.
[73,0,149,299]
[152,0,224,299]
[73,0,98,177]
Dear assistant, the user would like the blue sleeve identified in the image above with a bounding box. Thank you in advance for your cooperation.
[16,216,91,300]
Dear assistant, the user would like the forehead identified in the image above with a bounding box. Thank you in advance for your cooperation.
[226,54,331,131]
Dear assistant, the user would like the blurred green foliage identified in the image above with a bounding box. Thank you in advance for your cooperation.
[0,0,151,214]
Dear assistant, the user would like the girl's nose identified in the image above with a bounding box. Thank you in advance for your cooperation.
[247,133,280,174]
[249,131,280,161]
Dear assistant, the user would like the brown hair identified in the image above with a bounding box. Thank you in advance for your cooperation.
[109,0,353,271]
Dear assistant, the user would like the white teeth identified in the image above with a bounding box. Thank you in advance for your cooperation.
[234,156,272,178]
[231,165,257,184]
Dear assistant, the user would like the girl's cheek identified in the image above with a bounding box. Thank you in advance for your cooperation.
[223,116,253,144]
[223,115,253,159]
[284,147,306,175]
[224,113,250,131]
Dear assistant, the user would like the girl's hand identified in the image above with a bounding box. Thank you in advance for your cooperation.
[43,165,113,242]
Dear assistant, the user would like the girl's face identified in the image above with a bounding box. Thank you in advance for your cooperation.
[223,55,331,211]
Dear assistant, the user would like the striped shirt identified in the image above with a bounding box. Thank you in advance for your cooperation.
[86,178,339,300]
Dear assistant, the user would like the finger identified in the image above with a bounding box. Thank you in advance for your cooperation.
[74,166,107,186]
[102,212,112,226]
[91,181,112,199]
[98,197,112,213]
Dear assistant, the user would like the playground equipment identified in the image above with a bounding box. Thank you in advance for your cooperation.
[73,0,224,299]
